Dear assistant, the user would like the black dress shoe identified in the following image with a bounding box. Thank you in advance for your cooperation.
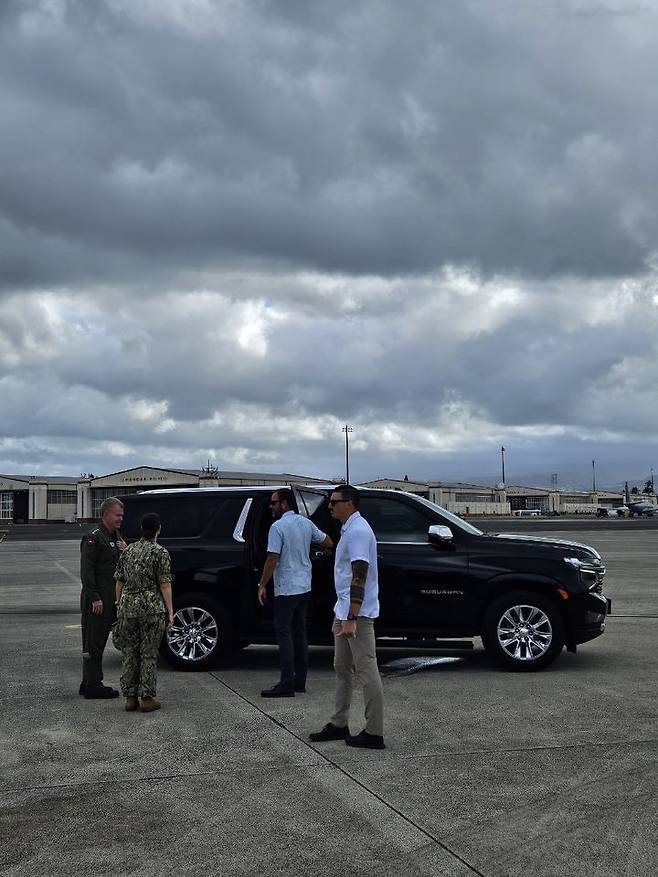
[294,684,306,693]
[260,684,295,698]
[309,722,349,742]
[345,730,386,750]
[78,682,87,696]
[84,684,120,699]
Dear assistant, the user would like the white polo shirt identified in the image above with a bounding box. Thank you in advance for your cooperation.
[333,511,379,620]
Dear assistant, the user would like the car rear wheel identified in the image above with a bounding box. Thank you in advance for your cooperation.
[482,590,565,671]
[159,593,235,671]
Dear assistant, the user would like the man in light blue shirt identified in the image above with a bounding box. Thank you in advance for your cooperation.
[258,488,332,697]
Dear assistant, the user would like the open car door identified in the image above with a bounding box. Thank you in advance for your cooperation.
[292,485,338,640]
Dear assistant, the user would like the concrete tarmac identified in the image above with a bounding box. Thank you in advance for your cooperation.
[0,530,656,876]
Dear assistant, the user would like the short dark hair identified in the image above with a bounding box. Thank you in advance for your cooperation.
[140,512,161,538]
[333,484,360,508]
[274,487,294,506]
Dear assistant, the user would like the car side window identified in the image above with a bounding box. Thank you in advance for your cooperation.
[205,497,249,544]
[359,497,431,543]
[122,496,240,540]
[296,489,340,542]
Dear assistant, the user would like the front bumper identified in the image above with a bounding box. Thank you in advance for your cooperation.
[569,591,610,646]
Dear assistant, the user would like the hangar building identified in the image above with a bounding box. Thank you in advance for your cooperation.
[360,478,624,515]
[1,467,630,523]
[0,466,329,524]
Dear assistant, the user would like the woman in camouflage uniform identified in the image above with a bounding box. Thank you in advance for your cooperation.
[114,512,174,712]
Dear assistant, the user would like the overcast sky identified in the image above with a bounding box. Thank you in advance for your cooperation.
[2,0,658,488]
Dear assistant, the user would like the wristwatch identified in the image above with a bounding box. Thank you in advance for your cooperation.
[347,612,357,621]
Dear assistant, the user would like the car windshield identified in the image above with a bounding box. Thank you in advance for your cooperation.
[411,495,483,536]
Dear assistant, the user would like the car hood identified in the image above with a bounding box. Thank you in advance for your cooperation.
[490,533,602,562]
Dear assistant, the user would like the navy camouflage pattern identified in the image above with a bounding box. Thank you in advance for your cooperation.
[115,538,172,698]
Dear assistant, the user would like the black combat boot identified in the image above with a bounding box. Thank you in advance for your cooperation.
[84,684,119,699]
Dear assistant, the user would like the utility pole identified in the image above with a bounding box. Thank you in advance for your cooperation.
[342,425,353,484]
[592,459,596,492]
[501,446,506,486]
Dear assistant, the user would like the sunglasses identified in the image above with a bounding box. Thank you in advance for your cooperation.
[328,498,350,506]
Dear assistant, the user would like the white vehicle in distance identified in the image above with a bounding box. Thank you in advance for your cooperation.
[596,505,629,517]
[513,509,542,517]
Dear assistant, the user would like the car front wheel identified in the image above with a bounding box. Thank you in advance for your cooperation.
[482,591,565,671]
[159,593,235,671]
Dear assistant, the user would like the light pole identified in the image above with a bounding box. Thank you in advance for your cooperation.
[342,424,353,484]
[501,446,506,486]
[592,459,596,493]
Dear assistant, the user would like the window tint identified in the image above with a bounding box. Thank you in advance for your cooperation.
[296,489,326,517]
[359,497,431,542]
[122,495,240,540]
[206,497,248,544]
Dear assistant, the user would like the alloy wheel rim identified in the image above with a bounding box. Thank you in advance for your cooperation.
[497,604,553,662]
[167,606,219,662]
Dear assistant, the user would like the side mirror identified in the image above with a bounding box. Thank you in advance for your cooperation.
[428,524,453,544]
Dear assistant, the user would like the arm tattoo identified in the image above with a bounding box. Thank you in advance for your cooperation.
[350,560,368,605]
[350,584,365,604]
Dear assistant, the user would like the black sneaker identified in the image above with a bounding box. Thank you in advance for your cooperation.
[345,730,386,750]
[84,684,120,700]
[309,722,349,742]
[260,684,295,698]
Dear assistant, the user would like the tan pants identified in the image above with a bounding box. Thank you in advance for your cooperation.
[330,616,384,737]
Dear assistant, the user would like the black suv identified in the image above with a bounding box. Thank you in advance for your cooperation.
[119,485,610,672]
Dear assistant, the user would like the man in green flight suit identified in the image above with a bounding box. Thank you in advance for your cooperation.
[79,497,127,699]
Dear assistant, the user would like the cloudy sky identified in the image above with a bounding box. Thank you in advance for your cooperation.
[2,0,658,488]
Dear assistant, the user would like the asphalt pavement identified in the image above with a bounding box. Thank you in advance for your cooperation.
[0,526,656,876]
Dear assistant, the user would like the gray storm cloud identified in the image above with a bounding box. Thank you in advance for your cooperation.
[2,0,658,483]
[2,0,658,287]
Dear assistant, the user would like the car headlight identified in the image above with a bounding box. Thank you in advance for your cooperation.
[564,556,605,591]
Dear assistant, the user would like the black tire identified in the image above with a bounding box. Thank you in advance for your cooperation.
[159,592,236,671]
[481,590,565,672]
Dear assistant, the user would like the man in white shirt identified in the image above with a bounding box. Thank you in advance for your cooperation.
[309,484,385,749]
[258,488,332,697]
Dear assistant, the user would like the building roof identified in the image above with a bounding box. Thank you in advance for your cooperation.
[2,466,329,486]
[0,474,77,484]
[361,478,500,491]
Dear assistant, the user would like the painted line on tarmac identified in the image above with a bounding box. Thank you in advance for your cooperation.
[210,671,487,877]
[389,736,658,762]
[0,609,77,615]
[50,559,80,585]
[611,614,658,619]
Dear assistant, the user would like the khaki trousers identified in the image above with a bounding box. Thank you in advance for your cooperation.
[330,616,384,736]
